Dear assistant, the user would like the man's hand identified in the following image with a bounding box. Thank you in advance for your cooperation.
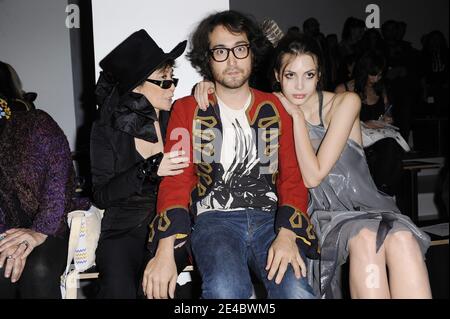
[142,235,178,299]
[266,228,306,284]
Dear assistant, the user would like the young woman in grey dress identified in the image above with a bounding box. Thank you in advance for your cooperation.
[271,32,431,299]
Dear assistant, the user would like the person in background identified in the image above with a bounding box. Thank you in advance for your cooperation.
[335,51,404,198]
[339,17,365,59]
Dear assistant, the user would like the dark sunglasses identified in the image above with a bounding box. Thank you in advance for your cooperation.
[145,78,179,89]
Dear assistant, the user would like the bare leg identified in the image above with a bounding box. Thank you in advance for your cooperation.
[384,231,432,299]
[348,228,391,298]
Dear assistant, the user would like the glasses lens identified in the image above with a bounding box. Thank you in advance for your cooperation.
[233,45,249,59]
[163,78,178,89]
[212,48,228,62]
[161,80,171,89]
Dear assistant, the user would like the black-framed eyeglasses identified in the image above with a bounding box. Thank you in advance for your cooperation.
[209,44,251,62]
[145,78,179,89]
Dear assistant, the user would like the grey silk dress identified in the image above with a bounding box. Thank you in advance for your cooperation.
[306,91,430,298]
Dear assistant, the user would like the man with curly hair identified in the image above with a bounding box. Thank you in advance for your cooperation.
[143,10,319,299]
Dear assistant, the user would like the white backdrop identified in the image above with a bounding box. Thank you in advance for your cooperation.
[92,0,230,99]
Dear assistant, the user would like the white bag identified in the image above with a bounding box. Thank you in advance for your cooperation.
[60,205,104,299]
[361,121,410,152]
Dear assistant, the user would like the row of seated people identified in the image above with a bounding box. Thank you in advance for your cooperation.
[1,10,438,299]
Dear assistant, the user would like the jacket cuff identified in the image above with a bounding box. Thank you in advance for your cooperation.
[147,207,191,255]
[276,205,320,259]
[137,152,164,183]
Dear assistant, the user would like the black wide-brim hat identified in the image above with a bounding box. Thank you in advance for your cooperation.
[99,29,187,94]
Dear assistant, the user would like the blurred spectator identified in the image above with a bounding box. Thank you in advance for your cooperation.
[339,17,365,58]
[360,28,385,53]
[303,17,320,38]
[287,26,300,35]
[337,53,357,87]
[336,51,404,198]
[326,34,342,90]
[382,21,421,140]
[420,30,449,117]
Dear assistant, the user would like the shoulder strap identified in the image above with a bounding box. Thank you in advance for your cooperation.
[318,90,324,127]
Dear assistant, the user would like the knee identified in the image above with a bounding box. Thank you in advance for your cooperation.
[23,254,59,282]
[203,280,252,299]
[202,272,252,299]
[349,228,379,258]
[385,231,418,252]
[271,274,317,299]
[350,228,377,250]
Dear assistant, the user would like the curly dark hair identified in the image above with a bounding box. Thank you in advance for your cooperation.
[270,31,326,91]
[187,10,271,82]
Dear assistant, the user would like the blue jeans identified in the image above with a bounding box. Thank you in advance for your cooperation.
[190,210,317,299]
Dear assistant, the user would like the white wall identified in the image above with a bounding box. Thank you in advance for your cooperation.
[0,0,78,150]
[91,0,230,100]
[231,0,449,49]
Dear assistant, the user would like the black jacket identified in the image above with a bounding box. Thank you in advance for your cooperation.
[90,110,169,232]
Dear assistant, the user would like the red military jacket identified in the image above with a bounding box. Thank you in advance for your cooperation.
[148,88,319,259]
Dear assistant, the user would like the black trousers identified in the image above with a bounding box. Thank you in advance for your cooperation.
[0,235,67,299]
[95,222,150,299]
[95,222,190,299]
[365,138,404,197]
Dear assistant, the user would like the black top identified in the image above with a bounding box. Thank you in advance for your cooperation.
[90,110,169,232]
[359,97,385,122]
[343,82,385,122]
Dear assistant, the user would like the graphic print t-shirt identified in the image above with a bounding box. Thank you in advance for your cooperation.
[197,95,277,215]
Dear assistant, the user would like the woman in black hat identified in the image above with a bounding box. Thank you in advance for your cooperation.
[90,29,188,298]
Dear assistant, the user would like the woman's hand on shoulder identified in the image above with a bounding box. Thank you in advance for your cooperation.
[157,150,190,177]
[194,81,215,111]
